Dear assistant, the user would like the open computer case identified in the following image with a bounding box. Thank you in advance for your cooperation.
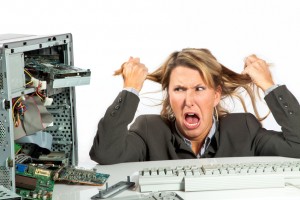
[0,33,91,199]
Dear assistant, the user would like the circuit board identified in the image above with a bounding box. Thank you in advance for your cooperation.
[15,164,54,200]
[54,166,110,186]
[15,164,109,199]
[25,55,91,80]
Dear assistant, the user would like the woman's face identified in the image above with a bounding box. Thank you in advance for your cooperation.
[168,66,221,141]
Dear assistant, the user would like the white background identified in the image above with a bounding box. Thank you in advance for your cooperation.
[2,0,300,165]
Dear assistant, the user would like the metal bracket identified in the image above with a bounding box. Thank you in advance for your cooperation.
[91,176,135,199]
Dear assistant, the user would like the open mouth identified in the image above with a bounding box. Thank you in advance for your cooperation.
[184,113,200,129]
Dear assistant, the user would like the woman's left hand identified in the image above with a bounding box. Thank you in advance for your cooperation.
[242,55,275,91]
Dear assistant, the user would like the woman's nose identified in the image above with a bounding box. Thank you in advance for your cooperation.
[185,91,195,107]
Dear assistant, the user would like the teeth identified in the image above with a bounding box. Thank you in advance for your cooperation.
[187,113,195,116]
[187,122,198,126]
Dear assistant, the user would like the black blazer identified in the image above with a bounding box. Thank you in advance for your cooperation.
[90,85,300,165]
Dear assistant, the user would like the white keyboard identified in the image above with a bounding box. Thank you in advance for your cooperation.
[138,160,300,192]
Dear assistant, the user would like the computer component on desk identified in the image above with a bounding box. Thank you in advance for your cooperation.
[54,166,110,186]
[91,176,135,199]
[139,160,300,192]
[139,192,183,200]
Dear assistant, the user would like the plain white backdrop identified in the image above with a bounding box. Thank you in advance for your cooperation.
[2,0,300,165]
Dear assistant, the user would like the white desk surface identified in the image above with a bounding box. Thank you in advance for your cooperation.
[52,157,300,200]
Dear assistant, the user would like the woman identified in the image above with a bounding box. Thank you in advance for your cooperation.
[89,48,300,165]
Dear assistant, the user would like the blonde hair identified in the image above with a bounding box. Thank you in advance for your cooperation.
[115,48,264,122]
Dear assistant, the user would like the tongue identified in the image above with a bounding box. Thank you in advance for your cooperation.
[186,115,199,124]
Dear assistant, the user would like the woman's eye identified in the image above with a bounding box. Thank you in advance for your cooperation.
[196,86,205,91]
[174,87,184,92]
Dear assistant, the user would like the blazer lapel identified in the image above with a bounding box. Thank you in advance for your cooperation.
[202,121,220,158]
[170,122,196,154]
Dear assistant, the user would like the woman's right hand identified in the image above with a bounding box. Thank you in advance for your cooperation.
[121,57,148,92]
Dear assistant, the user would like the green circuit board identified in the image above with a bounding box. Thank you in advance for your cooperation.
[15,164,54,200]
[54,166,109,186]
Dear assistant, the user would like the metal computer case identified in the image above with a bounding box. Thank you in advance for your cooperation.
[0,33,86,192]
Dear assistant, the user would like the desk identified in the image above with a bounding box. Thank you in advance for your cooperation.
[52,157,300,200]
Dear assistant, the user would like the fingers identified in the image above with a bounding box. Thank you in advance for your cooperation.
[244,54,269,69]
[242,55,274,91]
[122,57,149,91]
[243,55,269,73]
[128,56,140,64]
[126,57,140,66]
[123,57,143,74]
[244,54,257,67]
[115,57,144,76]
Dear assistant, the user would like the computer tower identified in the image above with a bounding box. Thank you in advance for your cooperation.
[0,33,90,194]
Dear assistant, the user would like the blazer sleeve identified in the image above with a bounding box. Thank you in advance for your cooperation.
[89,90,147,164]
[254,85,300,157]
